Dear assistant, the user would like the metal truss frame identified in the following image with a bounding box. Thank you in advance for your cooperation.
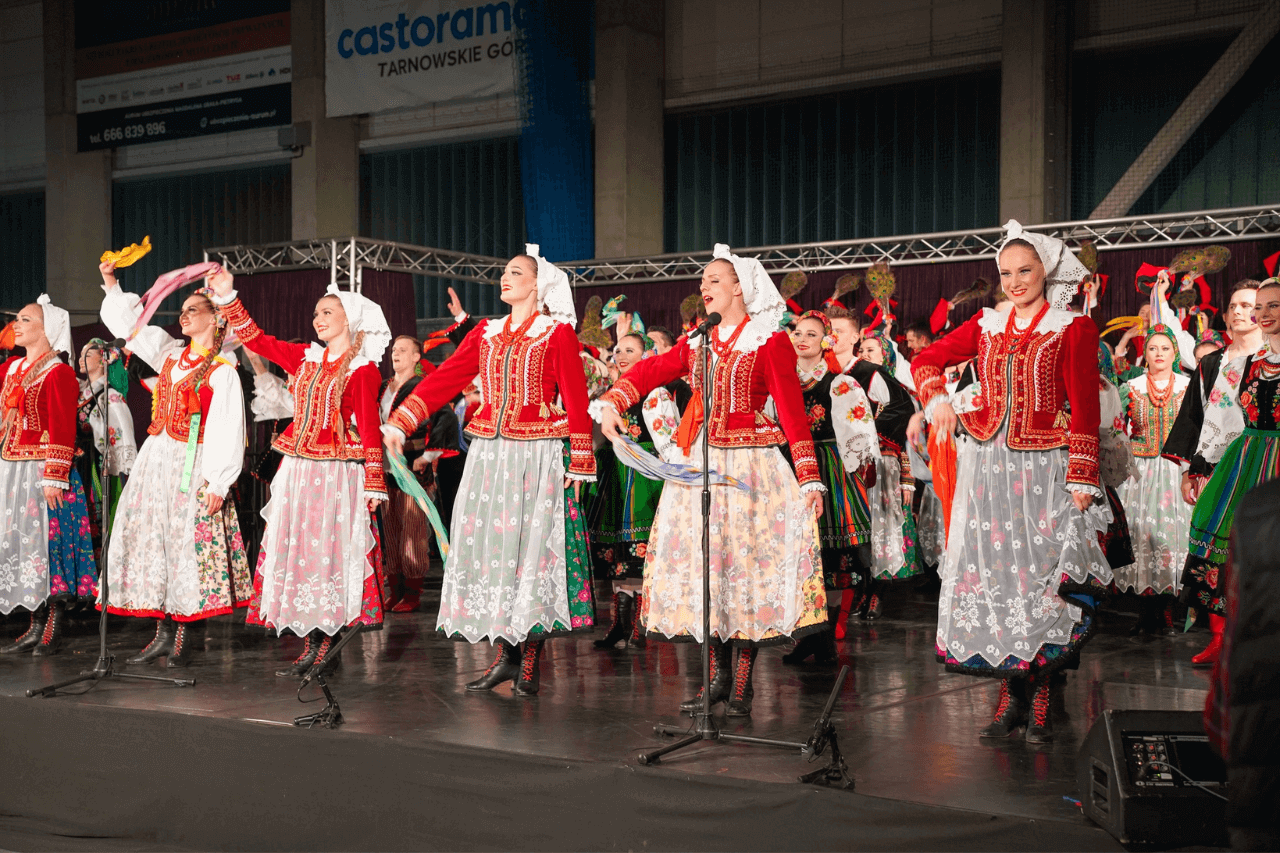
[204,204,1280,289]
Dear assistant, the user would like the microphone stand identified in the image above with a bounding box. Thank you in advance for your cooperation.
[636,316,854,789]
[29,371,195,697]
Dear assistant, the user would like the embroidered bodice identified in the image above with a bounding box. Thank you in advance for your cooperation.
[0,356,77,488]
[1121,373,1189,458]
[912,306,1102,487]
[386,313,597,479]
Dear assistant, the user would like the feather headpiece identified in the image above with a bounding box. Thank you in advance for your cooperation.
[578,295,613,350]
[864,262,897,323]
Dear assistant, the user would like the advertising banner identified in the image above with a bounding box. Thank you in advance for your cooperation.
[75,2,292,152]
[325,0,521,118]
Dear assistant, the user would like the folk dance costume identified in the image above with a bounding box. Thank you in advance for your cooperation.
[99,285,250,667]
[0,296,97,655]
[384,246,596,696]
[1095,353,1138,576]
[839,349,919,622]
[1116,327,1192,633]
[587,380,692,649]
[75,340,137,564]
[378,368,460,613]
[594,245,827,717]
[216,285,391,676]
[1174,346,1280,665]
[783,319,878,665]
[912,221,1112,743]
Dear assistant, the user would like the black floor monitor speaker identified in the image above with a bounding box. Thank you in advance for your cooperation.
[1077,709,1228,849]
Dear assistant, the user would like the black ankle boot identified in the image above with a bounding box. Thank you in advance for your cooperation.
[725,647,759,717]
[782,631,823,665]
[680,640,731,712]
[979,678,1028,738]
[276,630,321,677]
[515,639,544,696]
[593,592,632,649]
[1024,677,1055,744]
[310,630,342,675]
[1,605,47,655]
[466,639,519,691]
[629,592,646,647]
[32,601,65,656]
[127,617,176,664]
[166,620,202,668]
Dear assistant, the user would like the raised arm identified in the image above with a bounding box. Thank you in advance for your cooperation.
[910,312,983,409]
[99,282,179,371]
[211,291,308,375]
[599,338,691,413]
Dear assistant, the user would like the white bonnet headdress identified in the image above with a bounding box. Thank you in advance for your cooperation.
[998,220,1089,311]
[712,244,785,332]
[325,284,392,365]
[36,294,73,356]
[526,243,576,329]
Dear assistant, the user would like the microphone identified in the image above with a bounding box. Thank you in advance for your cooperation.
[690,312,722,339]
[105,338,128,349]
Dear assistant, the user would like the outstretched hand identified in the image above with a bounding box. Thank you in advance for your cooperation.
[100,261,117,289]
[206,269,234,298]
[446,287,464,317]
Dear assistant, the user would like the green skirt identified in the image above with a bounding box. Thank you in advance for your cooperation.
[586,443,665,580]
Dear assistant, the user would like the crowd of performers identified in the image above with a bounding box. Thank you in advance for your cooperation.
[1,223,1277,746]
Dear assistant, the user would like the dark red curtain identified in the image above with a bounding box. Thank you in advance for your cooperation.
[572,236,1280,343]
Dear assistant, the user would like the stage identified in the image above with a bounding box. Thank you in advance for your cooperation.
[0,584,1216,851]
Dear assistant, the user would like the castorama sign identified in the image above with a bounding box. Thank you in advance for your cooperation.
[325,0,524,117]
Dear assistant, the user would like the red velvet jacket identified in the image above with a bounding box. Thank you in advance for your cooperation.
[601,325,821,486]
[911,307,1102,488]
[387,314,596,478]
[220,297,386,496]
[147,347,234,444]
[1,355,78,488]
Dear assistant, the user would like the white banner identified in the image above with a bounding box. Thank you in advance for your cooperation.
[325,0,521,118]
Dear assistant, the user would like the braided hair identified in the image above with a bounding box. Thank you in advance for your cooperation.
[186,293,228,393]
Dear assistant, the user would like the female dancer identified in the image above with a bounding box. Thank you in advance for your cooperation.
[99,265,250,666]
[597,244,826,717]
[588,331,691,649]
[0,296,96,654]
[782,311,877,664]
[1116,326,1190,633]
[207,274,390,677]
[383,246,596,696]
[379,335,458,613]
[76,338,137,563]
[909,221,1111,743]
[1176,278,1280,665]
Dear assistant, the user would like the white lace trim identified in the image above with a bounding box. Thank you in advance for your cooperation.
[587,398,618,424]
[687,316,777,354]
[976,305,1074,336]
[481,314,555,341]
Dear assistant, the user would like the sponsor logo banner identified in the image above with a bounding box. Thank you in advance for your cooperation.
[325,0,521,118]
[75,7,291,151]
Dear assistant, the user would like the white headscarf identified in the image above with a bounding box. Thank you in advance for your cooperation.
[712,243,786,337]
[325,284,392,365]
[998,220,1090,311]
[36,294,73,356]
[526,243,576,329]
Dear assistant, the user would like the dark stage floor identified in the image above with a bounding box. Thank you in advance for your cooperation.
[0,583,1213,848]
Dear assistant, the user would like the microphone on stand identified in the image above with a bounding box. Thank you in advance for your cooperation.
[689,312,722,339]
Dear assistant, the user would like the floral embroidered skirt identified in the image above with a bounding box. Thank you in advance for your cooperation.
[383,481,434,580]
[1114,455,1189,596]
[247,456,384,637]
[0,459,97,614]
[641,445,826,646]
[104,434,250,622]
[936,432,1114,679]
[437,437,594,645]
[1182,427,1280,615]
[587,441,664,581]
[868,455,922,582]
[813,439,871,590]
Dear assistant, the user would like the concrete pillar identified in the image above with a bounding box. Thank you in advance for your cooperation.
[998,0,1070,225]
[594,0,665,259]
[291,0,359,241]
[43,0,113,320]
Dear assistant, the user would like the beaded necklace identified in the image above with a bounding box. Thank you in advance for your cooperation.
[1004,301,1051,352]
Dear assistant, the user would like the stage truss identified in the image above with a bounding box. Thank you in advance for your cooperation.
[205,203,1280,289]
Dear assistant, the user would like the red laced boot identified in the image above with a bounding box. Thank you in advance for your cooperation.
[466,639,519,691]
[277,630,320,677]
[978,678,1028,738]
[1024,677,1054,743]
[680,640,731,712]
[1,605,47,655]
[1191,614,1225,667]
[629,592,646,647]
[593,592,631,648]
[725,647,759,717]
[32,601,65,657]
[515,639,545,696]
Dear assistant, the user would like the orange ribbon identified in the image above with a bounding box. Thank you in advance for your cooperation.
[674,392,703,456]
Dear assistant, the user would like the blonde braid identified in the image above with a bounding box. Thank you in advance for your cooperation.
[187,295,227,393]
